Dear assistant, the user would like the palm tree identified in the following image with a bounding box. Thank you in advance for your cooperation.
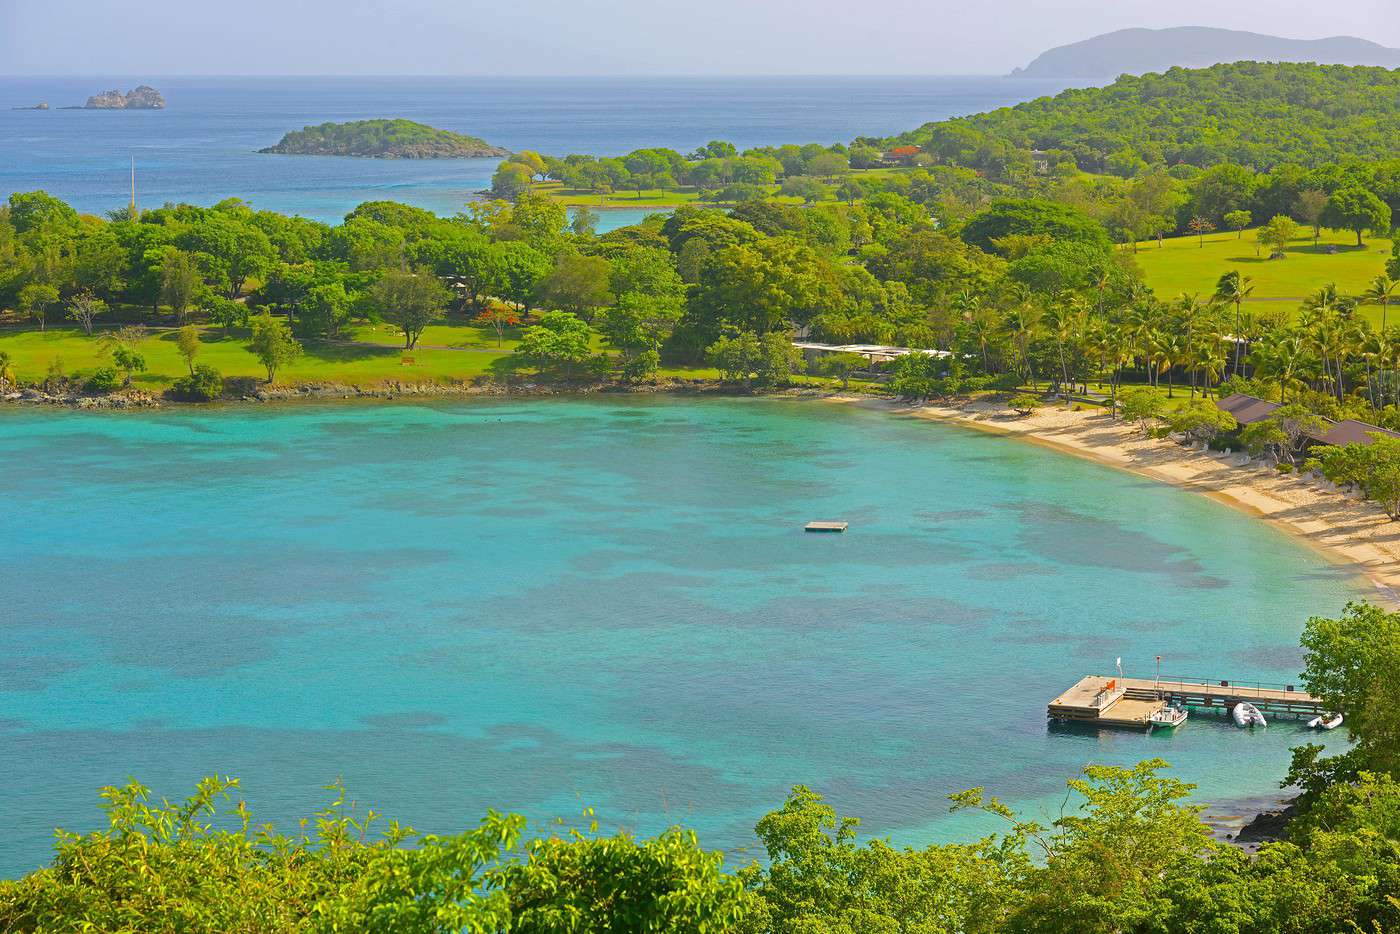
[999,293,1042,389]
[1251,333,1312,403]
[1153,329,1185,397]
[0,351,14,389]
[1122,299,1161,386]
[1214,270,1254,377]
[1362,275,1399,333]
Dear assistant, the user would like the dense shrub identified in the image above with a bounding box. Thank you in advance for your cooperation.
[170,364,224,401]
[84,367,121,393]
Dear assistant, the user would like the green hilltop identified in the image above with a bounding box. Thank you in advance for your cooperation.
[260,118,508,159]
[893,61,1400,171]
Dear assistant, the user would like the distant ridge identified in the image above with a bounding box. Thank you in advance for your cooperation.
[1013,27,1400,78]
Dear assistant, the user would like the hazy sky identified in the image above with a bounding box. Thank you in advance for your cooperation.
[3,0,1398,76]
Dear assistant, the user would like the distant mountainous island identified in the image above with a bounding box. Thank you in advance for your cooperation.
[260,119,508,159]
[1013,27,1400,78]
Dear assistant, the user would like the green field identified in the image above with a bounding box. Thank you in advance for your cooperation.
[1133,228,1394,306]
[0,323,817,393]
[0,324,518,391]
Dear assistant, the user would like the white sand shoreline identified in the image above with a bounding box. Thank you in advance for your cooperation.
[833,394,1400,607]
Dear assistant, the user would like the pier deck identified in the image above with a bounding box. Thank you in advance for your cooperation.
[1048,675,1326,727]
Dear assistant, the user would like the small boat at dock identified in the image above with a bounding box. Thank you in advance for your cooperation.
[1148,705,1187,730]
[1307,712,1344,730]
[1233,702,1267,728]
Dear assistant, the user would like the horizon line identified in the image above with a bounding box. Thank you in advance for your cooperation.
[0,72,1034,80]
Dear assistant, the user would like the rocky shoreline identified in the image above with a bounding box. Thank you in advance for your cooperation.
[1202,794,1300,853]
[0,377,850,410]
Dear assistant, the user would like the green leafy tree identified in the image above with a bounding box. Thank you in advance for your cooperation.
[1119,386,1165,434]
[160,249,203,323]
[18,282,59,331]
[755,332,804,386]
[111,347,146,387]
[248,314,302,383]
[175,213,275,298]
[534,253,613,320]
[1257,214,1299,258]
[1290,603,1400,798]
[707,331,764,388]
[491,161,533,201]
[300,281,353,339]
[515,311,594,378]
[370,268,450,350]
[1169,399,1235,447]
[202,294,248,333]
[960,199,1111,253]
[174,324,201,375]
[1310,436,1400,521]
[1223,209,1252,238]
[1323,185,1392,246]
[814,352,867,389]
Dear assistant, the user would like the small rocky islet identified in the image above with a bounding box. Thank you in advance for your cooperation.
[79,86,166,109]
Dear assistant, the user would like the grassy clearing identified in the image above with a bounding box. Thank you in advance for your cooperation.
[0,323,785,392]
[0,325,514,389]
[1132,228,1394,305]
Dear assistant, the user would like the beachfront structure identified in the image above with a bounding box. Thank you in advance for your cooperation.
[793,342,951,368]
[1215,392,1400,448]
[1215,392,1279,427]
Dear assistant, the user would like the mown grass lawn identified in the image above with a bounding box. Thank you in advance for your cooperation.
[0,322,807,392]
[1133,229,1394,310]
[0,324,515,390]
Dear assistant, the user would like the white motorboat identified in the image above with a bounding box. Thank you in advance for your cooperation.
[1148,706,1187,730]
[1307,712,1344,730]
[1232,702,1267,728]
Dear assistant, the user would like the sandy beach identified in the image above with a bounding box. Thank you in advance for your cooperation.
[851,396,1400,606]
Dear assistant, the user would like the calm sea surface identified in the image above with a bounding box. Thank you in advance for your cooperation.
[0,397,1365,876]
[0,75,1080,229]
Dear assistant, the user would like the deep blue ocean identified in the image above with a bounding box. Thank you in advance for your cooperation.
[0,75,1079,229]
[0,398,1365,876]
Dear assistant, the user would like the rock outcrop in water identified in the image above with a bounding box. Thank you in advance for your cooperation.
[83,86,166,109]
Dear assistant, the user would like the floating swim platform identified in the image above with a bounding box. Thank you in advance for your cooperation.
[804,521,848,533]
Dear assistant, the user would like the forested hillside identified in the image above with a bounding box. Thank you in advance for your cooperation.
[896,62,1400,171]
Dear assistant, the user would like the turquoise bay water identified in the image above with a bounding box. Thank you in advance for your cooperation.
[0,398,1364,875]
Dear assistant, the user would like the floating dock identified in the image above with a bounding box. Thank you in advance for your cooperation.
[804,521,848,533]
[1048,675,1325,728]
